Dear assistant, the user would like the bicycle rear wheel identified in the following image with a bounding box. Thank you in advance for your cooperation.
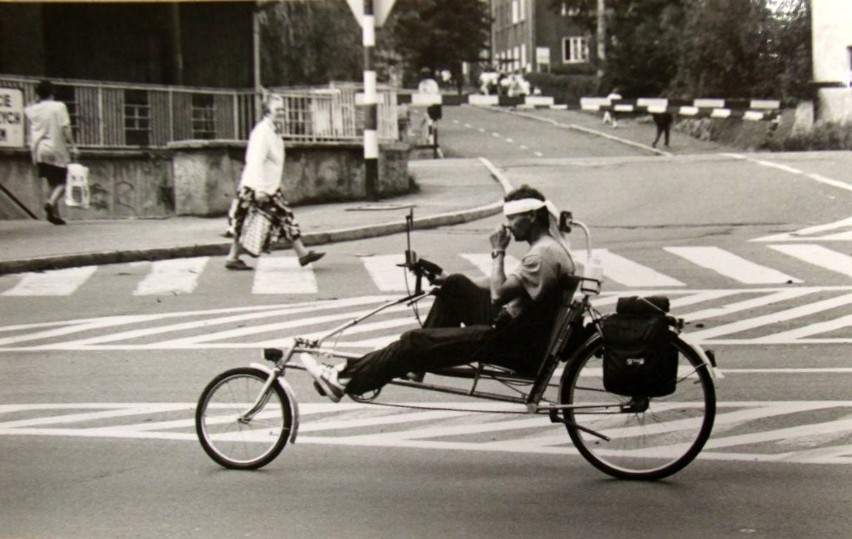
[560,335,715,480]
[195,367,293,470]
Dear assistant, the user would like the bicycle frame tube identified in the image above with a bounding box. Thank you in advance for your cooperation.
[313,289,433,347]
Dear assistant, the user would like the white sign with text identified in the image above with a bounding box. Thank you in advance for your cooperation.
[0,88,24,148]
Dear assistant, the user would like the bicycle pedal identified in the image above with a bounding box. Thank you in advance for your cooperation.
[312,381,327,397]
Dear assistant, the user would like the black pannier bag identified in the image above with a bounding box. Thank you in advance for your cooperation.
[600,296,678,397]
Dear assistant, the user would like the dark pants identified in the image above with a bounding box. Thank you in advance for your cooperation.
[652,113,673,147]
[342,274,500,395]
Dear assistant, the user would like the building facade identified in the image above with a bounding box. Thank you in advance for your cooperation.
[490,0,588,73]
[810,0,852,122]
[0,2,254,88]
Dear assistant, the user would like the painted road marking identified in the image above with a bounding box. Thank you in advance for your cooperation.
[2,266,97,296]
[769,244,852,278]
[686,291,852,341]
[134,257,208,296]
[361,254,409,292]
[0,246,844,297]
[0,401,850,465]
[575,249,685,287]
[665,246,801,284]
[753,216,852,242]
[1,288,851,350]
[253,256,318,294]
[724,153,852,193]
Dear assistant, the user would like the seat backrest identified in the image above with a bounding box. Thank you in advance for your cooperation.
[527,275,582,398]
[542,275,582,356]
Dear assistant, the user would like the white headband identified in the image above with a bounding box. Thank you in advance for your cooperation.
[503,198,546,217]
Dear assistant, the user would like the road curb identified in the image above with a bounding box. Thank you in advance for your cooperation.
[0,163,511,275]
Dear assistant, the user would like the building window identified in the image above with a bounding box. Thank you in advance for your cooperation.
[848,46,852,88]
[512,0,525,24]
[191,94,216,140]
[563,36,589,63]
[124,90,150,147]
[561,2,581,17]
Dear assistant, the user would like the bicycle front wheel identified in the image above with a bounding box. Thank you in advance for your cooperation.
[195,367,293,470]
[560,335,716,480]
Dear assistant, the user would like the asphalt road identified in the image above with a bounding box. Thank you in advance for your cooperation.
[1,106,850,538]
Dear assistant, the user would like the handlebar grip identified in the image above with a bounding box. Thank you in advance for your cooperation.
[417,258,442,277]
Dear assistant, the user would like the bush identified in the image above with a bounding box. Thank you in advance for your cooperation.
[766,121,852,151]
[525,72,598,106]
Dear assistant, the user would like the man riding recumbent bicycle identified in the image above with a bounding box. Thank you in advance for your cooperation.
[195,185,719,480]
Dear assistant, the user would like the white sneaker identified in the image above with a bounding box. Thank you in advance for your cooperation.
[299,354,346,402]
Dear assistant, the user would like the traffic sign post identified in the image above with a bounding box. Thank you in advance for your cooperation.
[346,0,397,200]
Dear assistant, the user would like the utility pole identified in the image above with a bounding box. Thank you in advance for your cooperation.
[596,0,606,82]
[347,0,396,201]
[362,0,379,201]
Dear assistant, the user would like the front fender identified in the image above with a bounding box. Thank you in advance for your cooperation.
[250,362,300,444]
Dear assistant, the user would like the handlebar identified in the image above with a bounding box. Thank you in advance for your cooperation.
[399,208,601,296]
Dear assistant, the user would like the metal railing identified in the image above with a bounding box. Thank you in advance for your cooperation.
[1,75,398,148]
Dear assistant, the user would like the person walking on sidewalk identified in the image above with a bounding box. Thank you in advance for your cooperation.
[24,80,78,225]
[602,88,622,128]
[652,112,673,148]
[224,93,323,271]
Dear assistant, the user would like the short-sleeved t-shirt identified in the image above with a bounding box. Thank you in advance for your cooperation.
[24,100,72,167]
[239,117,284,196]
[504,235,575,319]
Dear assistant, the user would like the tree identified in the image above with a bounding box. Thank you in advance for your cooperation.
[551,0,811,99]
[384,0,491,90]
[259,0,362,87]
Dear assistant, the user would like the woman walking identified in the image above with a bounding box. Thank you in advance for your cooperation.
[225,93,323,270]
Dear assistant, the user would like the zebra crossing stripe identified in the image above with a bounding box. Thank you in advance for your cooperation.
[252,257,318,294]
[682,288,817,322]
[688,291,852,340]
[166,301,418,348]
[32,297,390,349]
[133,257,208,296]
[769,244,852,278]
[664,246,801,284]
[1,266,97,296]
[361,254,410,292]
[753,216,852,242]
[751,312,852,343]
[576,249,684,287]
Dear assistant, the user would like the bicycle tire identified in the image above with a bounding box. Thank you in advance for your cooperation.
[195,367,293,470]
[560,334,716,480]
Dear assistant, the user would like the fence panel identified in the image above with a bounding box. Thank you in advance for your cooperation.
[150,90,171,147]
[1,75,400,147]
[75,86,101,146]
[171,91,194,142]
[101,88,125,146]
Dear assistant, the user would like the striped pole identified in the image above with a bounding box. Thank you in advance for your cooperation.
[363,0,379,201]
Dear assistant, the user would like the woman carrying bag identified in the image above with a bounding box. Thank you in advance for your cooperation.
[225,93,324,271]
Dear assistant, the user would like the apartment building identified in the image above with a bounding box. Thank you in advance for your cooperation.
[490,0,588,73]
[811,0,852,122]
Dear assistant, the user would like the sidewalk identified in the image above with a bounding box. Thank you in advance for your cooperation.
[0,158,511,275]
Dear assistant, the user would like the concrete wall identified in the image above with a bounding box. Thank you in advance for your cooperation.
[811,0,852,123]
[0,148,174,220]
[0,141,411,220]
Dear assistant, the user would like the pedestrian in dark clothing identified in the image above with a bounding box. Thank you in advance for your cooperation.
[652,112,673,148]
